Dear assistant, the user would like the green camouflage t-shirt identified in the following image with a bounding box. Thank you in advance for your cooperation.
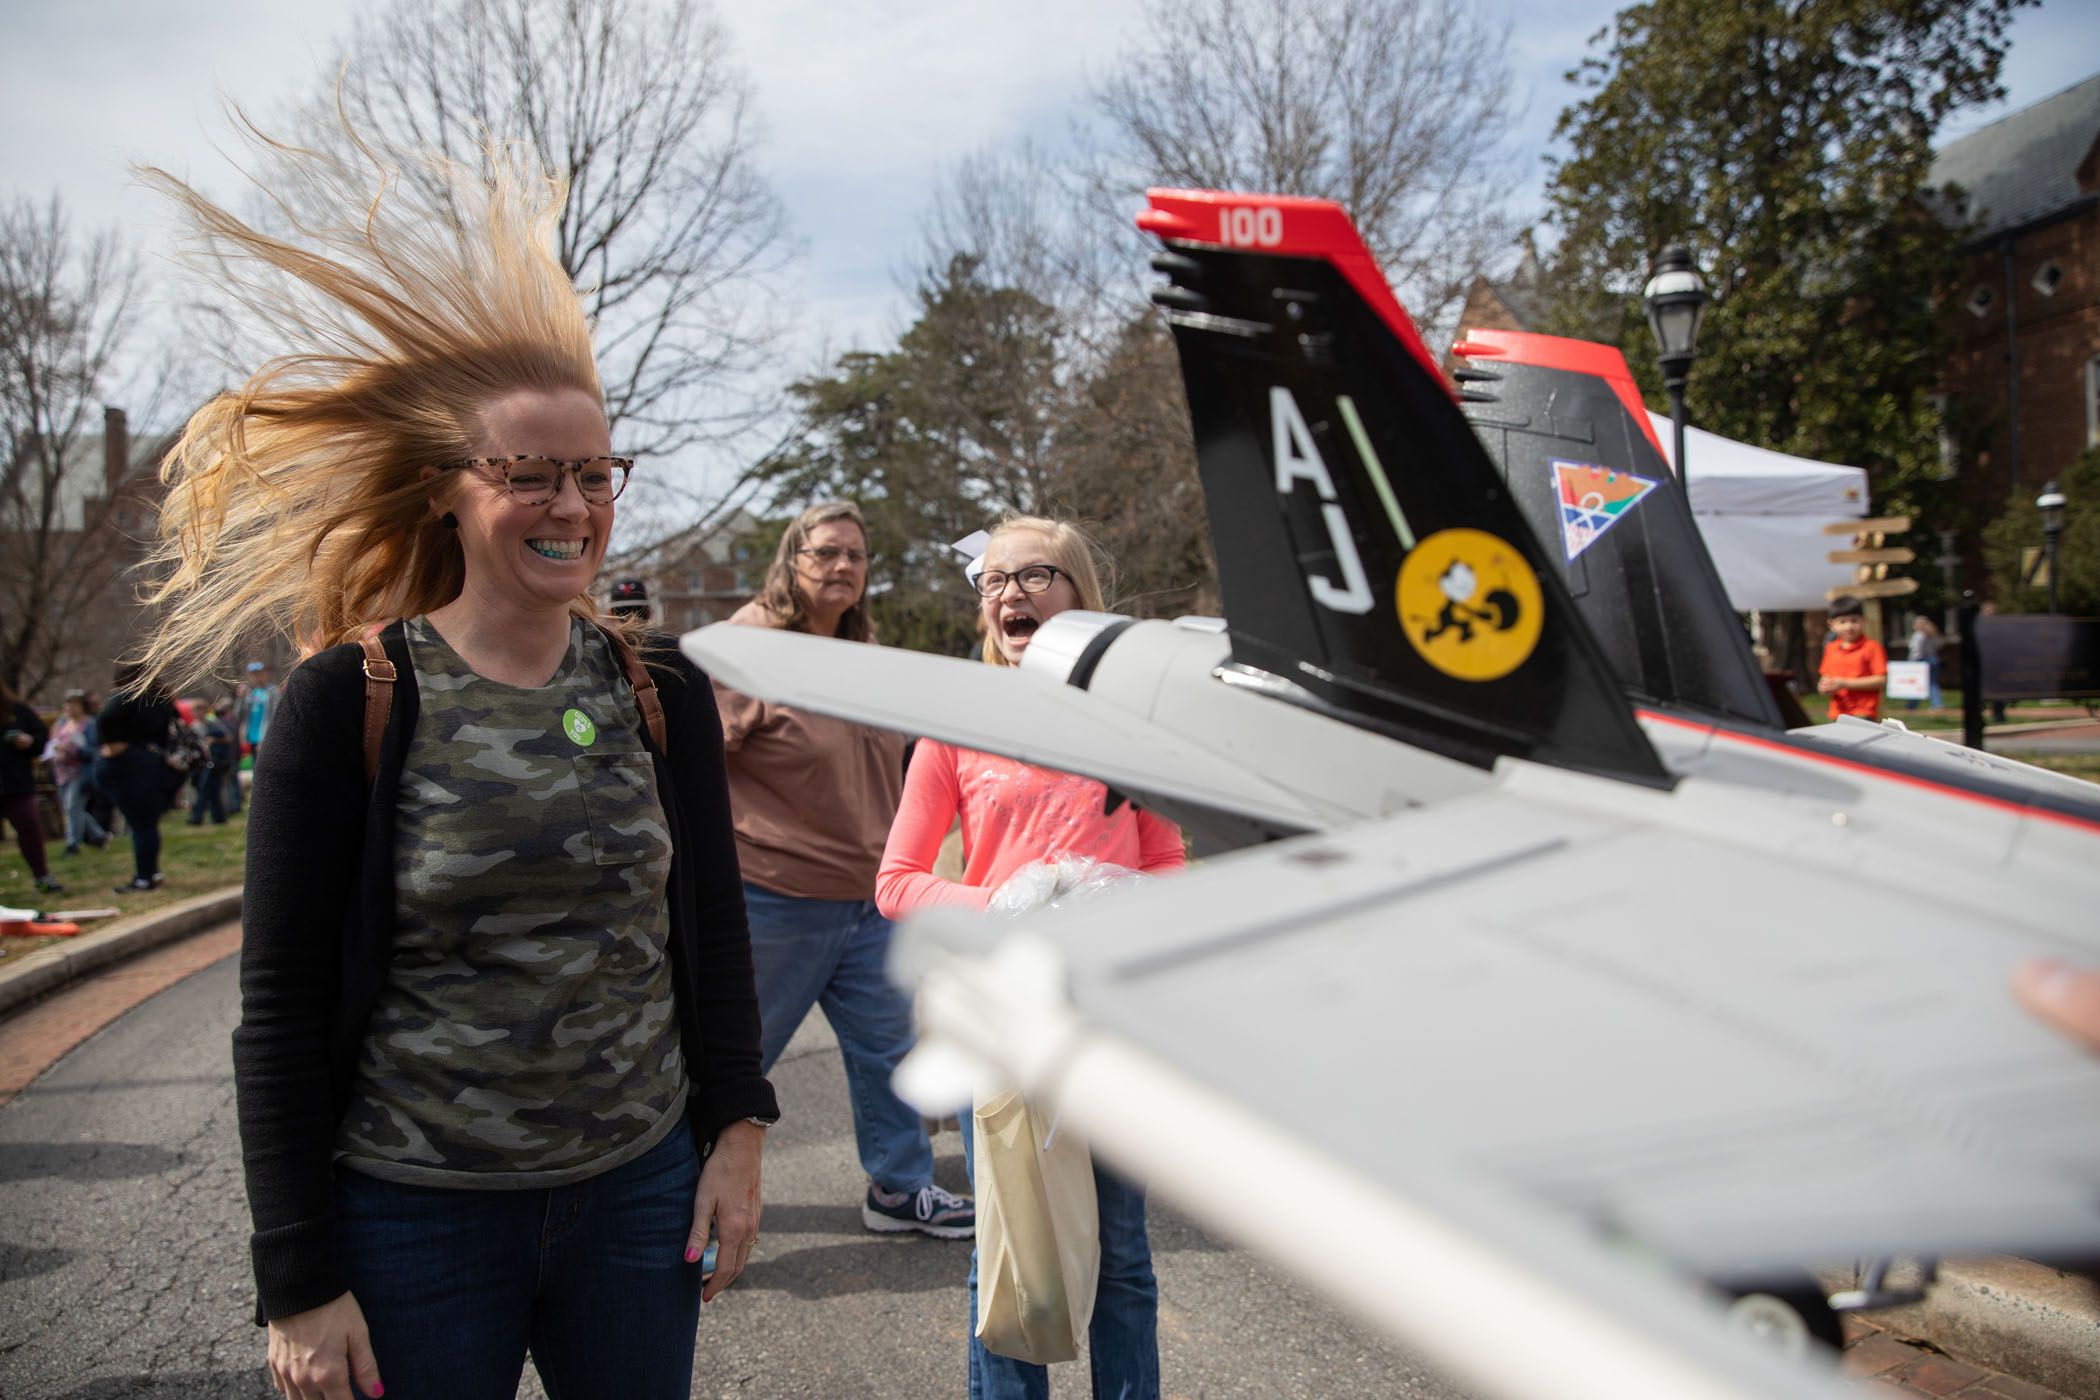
[336,617,686,1186]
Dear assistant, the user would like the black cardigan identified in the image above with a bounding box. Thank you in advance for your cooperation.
[2,702,48,799]
[233,622,779,1321]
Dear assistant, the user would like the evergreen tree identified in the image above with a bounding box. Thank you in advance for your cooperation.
[759,256,1065,655]
[1982,449,2100,617]
[1542,0,2029,585]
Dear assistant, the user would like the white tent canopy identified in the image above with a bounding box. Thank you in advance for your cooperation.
[1648,411,1870,612]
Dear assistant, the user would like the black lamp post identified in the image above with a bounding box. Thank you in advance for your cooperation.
[1642,244,1710,473]
[2037,479,2066,615]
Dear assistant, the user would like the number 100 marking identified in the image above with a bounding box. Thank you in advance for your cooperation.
[1220,205,1283,248]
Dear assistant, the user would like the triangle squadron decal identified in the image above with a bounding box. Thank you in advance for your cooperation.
[1552,459,1657,564]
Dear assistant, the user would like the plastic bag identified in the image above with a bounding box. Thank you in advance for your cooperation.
[985,856,1145,920]
[969,858,1153,1362]
[972,1087,1099,1364]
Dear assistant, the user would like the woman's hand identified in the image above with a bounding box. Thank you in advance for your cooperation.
[689,1119,765,1302]
[266,1291,383,1399]
[2014,958,2100,1055]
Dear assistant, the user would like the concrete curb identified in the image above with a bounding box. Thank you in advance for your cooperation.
[0,888,242,1018]
[1867,1256,2100,1398]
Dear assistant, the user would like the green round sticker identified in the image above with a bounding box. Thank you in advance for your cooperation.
[562,708,597,746]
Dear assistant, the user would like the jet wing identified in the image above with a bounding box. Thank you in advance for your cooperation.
[1794,714,2100,810]
[685,622,1325,835]
[965,777,2100,1269]
[892,762,2100,1398]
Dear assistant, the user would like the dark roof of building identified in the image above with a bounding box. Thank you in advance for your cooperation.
[1930,71,2100,242]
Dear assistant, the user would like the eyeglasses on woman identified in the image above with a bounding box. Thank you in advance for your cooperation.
[438,455,633,505]
[973,564,1069,598]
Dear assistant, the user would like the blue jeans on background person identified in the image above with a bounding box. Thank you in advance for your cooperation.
[960,1125,1160,1400]
[57,776,107,851]
[333,1116,703,1400]
[745,882,934,1194]
[187,762,228,824]
[95,747,167,884]
[1906,657,1944,710]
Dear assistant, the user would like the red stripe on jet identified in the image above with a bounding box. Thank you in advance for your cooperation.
[1138,188,1451,396]
[1637,707,2100,836]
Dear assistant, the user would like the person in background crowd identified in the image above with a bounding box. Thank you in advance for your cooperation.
[1905,613,1943,711]
[93,663,180,894]
[79,691,118,842]
[1817,595,1887,723]
[1,676,61,894]
[188,696,235,826]
[234,661,275,811]
[137,119,775,1400]
[715,501,972,1247]
[46,690,108,855]
[878,514,1179,1400]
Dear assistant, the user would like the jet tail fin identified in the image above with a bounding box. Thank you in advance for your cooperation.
[1452,330,1784,730]
[1138,190,1672,789]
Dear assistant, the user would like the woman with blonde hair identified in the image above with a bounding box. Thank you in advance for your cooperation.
[714,501,972,1244]
[877,513,1178,1400]
[137,127,775,1400]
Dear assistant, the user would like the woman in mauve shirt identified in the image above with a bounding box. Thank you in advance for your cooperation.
[878,514,1181,1400]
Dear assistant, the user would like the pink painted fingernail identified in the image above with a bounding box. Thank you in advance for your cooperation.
[369,1385,384,1398]
[685,1245,700,1263]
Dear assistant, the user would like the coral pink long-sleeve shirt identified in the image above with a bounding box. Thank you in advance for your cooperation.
[876,739,1185,917]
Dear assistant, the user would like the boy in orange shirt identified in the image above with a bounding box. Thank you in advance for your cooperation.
[1818,595,1888,721]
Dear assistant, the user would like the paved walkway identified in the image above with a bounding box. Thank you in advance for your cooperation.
[1842,1313,2068,1399]
[0,923,1468,1400]
[0,920,2082,1399]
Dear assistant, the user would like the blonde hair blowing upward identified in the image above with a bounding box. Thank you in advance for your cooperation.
[137,118,603,689]
[979,514,1110,667]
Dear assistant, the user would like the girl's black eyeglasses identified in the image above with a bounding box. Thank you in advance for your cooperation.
[973,564,1069,598]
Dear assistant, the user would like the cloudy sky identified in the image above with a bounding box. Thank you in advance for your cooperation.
[2,0,2092,474]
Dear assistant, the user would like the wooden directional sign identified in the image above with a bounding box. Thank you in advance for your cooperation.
[1822,515,1912,535]
[1827,547,1916,565]
[1826,578,1919,601]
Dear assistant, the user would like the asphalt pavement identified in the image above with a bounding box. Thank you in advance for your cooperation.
[0,938,1472,1400]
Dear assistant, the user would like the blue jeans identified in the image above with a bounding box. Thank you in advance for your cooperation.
[746,883,933,1193]
[188,762,228,824]
[58,776,106,849]
[333,1118,703,1400]
[961,1125,1160,1400]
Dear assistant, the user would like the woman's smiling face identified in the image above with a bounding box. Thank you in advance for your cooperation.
[979,528,1080,665]
[443,387,613,615]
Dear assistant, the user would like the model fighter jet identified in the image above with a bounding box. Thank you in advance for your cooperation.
[684,190,2100,1400]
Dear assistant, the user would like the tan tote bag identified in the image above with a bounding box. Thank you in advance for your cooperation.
[972,1088,1100,1364]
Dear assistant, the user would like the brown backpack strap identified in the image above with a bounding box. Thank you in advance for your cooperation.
[604,626,668,756]
[359,633,397,787]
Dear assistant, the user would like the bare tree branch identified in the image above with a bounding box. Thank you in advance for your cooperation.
[1085,0,1522,345]
[268,0,796,460]
[0,195,166,696]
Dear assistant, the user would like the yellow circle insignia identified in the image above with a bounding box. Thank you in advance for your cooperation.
[1396,528,1545,681]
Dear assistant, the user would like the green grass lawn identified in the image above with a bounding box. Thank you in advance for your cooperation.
[1,807,247,963]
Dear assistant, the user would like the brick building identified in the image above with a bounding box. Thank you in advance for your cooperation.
[607,509,761,633]
[1451,235,1541,350]
[1,407,179,703]
[1931,72,2100,552]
